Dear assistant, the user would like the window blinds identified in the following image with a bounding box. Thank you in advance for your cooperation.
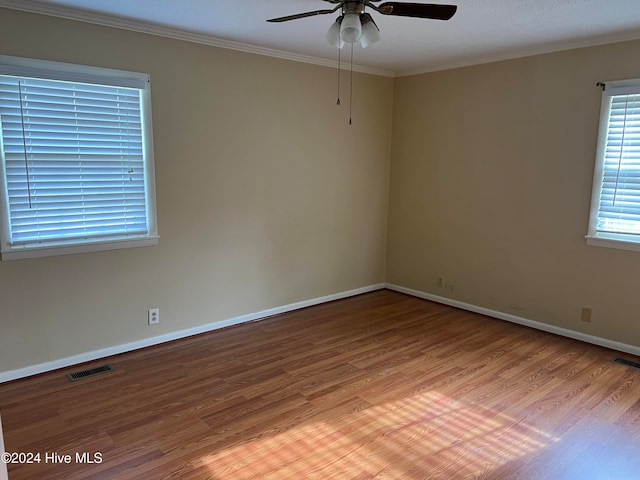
[0,75,148,245]
[594,88,640,237]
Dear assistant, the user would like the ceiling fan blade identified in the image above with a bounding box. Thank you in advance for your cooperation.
[377,3,457,20]
[267,8,339,23]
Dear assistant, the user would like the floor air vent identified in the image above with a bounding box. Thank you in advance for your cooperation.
[613,358,640,370]
[67,364,114,382]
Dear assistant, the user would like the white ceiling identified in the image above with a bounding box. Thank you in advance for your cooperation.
[3,0,640,76]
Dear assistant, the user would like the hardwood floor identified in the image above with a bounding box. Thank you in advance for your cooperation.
[1,289,640,479]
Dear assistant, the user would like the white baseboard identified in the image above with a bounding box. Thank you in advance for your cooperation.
[6,282,635,384]
[0,283,385,384]
[385,283,640,357]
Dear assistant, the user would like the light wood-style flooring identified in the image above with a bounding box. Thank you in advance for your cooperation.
[1,289,640,479]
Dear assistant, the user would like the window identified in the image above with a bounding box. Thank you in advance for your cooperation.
[587,79,640,251]
[0,55,158,260]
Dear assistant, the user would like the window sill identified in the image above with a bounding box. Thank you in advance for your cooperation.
[585,235,640,253]
[0,235,159,261]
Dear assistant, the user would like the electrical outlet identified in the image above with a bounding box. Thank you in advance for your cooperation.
[581,307,592,323]
[148,307,160,325]
[438,276,454,291]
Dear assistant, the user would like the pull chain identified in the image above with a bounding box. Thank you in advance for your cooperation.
[336,45,341,106]
[349,43,354,125]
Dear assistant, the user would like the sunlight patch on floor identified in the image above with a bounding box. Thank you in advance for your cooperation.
[198,390,558,478]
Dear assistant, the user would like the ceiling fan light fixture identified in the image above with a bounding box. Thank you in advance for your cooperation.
[340,12,361,43]
[359,13,380,48]
[326,16,345,48]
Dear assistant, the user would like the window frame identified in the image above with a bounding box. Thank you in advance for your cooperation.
[586,78,640,252]
[0,55,158,261]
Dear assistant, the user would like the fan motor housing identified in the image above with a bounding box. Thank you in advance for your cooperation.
[343,1,367,15]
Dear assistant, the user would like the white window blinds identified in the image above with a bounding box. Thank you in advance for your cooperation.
[0,56,157,260]
[588,82,640,250]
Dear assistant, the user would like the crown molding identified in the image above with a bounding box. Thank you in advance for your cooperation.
[0,0,396,78]
[398,29,640,77]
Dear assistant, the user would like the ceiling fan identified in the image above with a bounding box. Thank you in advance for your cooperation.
[267,1,457,48]
[268,2,457,124]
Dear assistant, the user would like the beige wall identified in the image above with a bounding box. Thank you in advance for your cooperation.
[3,6,640,378]
[388,39,640,347]
[0,9,392,374]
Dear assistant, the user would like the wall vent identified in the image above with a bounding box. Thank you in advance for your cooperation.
[67,364,114,382]
[613,358,640,370]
